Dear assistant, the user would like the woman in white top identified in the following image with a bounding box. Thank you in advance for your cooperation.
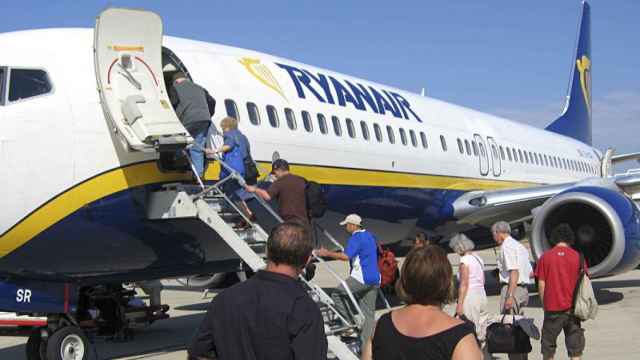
[450,233,489,343]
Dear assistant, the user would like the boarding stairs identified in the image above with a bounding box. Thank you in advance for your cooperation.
[146,151,363,359]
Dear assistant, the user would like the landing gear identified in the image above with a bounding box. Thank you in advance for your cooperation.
[45,326,88,360]
[25,325,89,360]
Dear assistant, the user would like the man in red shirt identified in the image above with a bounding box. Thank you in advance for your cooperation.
[535,223,587,360]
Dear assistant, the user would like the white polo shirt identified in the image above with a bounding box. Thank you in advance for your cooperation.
[497,236,533,285]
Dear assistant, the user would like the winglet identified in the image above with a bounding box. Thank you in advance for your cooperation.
[545,1,592,145]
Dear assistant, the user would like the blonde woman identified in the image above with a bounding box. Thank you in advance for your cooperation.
[449,233,488,344]
[210,117,254,223]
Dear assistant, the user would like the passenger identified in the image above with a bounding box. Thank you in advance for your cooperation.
[245,158,308,226]
[414,231,433,248]
[449,234,489,345]
[188,222,327,360]
[534,224,588,360]
[362,245,482,360]
[492,220,534,360]
[316,214,380,347]
[211,116,254,222]
[168,72,216,179]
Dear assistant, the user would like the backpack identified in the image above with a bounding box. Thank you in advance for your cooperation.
[572,253,598,321]
[304,181,328,218]
[377,243,398,289]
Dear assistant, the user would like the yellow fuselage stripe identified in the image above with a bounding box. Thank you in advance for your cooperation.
[0,161,536,258]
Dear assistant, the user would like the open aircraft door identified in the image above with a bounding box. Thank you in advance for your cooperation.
[94,8,192,153]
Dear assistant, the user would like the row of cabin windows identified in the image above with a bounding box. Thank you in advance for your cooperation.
[226,99,597,175]
[225,99,431,149]
[455,137,597,175]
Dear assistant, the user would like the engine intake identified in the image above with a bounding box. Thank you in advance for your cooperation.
[531,186,640,277]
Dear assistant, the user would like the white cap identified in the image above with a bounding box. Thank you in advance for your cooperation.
[339,214,362,227]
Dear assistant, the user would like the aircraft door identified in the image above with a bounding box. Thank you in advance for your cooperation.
[474,134,489,176]
[487,137,502,176]
[94,8,192,153]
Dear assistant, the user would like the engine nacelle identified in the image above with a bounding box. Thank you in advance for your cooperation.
[531,186,640,277]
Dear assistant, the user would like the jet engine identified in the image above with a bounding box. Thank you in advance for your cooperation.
[531,186,640,277]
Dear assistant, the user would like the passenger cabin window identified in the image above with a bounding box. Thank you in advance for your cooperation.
[302,111,313,132]
[332,116,342,136]
[360,121,370,140]
[410,130,418,147]
[285,108,297,130]
[399,128,408,146]
[317,114,328,134]
[225,99,239,121]
[472,141,478,156]
[374,123,383,142]
[506,147,512,161]
[420,132,428,148]
[266,105,279,128]
[0,67,5,104]
[440,135,447,151]
[247,102,261,125]
[464,140,471,155]
[499,146,505,160]
[518,149,523,162]
[8,68,53,102]
[346,118,356,138]
[386,126,396,144]
[457,139,464,154]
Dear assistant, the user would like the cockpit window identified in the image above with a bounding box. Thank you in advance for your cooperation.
[8,69,52,102]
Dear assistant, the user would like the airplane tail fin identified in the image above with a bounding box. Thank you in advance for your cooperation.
[545,1,592,145]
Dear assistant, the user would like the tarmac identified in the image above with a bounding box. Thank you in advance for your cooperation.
[0,247,639,359]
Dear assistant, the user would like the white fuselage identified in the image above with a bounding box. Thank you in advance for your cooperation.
[0,28,600,258]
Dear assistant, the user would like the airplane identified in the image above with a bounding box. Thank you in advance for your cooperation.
[1,1,638,358]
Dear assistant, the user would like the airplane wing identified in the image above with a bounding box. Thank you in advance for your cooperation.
[451,170,640,279]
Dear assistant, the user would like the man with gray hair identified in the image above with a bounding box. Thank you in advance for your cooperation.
[492,221,534,359]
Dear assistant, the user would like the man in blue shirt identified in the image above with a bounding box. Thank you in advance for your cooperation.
[316,214,380,347]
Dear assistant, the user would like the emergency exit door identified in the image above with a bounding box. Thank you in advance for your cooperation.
[487,137,502,177]
[474,134,489,176]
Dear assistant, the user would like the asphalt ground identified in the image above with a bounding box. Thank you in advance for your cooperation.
[0,248,638,359]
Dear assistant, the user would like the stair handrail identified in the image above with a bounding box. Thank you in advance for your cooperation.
[192,154,365,328]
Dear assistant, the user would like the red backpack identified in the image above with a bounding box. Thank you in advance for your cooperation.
[377,243,398,288]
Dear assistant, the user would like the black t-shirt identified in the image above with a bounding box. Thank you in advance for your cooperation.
[372,312,474,360]
[188,271,327,360]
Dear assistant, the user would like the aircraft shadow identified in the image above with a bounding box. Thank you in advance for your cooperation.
[0,312,207,360]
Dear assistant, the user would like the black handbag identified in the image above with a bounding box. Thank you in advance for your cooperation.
[486,313,532,354]
[243,155,259,185]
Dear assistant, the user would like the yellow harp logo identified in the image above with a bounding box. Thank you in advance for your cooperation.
[576,55,591,113]
[239,57,287,101]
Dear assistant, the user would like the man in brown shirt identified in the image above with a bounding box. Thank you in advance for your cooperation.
[246,159,308,225]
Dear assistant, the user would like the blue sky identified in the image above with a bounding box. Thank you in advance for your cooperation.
[1,1,638,166]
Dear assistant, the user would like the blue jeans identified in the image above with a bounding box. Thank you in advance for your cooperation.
[186,123,210,178]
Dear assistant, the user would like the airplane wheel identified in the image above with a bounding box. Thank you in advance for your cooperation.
[45,326,89,360]
[26,329,46,360]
